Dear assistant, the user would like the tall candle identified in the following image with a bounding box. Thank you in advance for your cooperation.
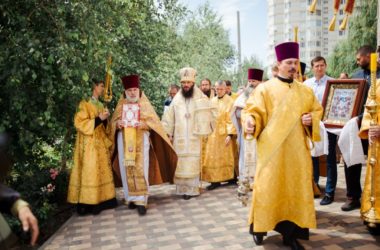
[370,53,377,72]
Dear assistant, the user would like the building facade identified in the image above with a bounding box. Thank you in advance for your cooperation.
[267,0,351,72]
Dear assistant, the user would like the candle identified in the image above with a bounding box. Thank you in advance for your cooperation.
[370,53,377,72]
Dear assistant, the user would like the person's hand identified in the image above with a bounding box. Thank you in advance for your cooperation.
[245,116,255,134]
[116,120,124,129]
[138,121,148,130]
[301,113,312,126]
[369,125,380,144]
[99,110,110,121]
[225,135,232,146]
[18,206,39,246]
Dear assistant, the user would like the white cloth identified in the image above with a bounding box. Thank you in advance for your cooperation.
[338,117,366,167]
[117,131,150,204]
[311,121,329,157]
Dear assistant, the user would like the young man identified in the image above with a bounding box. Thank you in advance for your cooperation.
[243,42,323,249]
[304,56,336,206]
[67,79,117,215]
[109,75,177,216]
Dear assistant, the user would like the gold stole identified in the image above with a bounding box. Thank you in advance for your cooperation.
[123,127,137,166]
[257,83,305,168]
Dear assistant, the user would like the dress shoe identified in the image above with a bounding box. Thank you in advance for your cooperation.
[320,195,334,205]
[136,205,147,216]
[283,237,305,250]
[253,234,264,245]
[92,206,101,215]
[367,225,380,235]
[227,178,238,185]
[128,202,137,209]
[341,198,360,211]
[207,182,221,190]
[183,194,192,200]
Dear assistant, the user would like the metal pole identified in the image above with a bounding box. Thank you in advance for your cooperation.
[237,11,242,86]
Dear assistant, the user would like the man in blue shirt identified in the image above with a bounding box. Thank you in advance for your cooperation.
[304,56,336,206]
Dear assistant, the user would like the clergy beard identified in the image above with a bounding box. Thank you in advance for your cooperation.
[181,85,194,98]
[126,94,139,103]
[244,85,255,98]
[202,89,211,97]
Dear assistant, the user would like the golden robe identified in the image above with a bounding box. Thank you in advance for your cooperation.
[109,93,177,196]
[67,98,116,205]
[202,94,236,182]
[242,78,323,233]
[359,80,380,225]
[162,86,216,195]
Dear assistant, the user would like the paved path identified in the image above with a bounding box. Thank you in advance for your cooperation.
[41,166,380,249]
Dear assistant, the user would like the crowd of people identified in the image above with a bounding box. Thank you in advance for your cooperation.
[67,41,380,250]
[2,41,380,250]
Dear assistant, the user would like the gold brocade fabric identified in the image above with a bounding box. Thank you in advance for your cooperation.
[162,86,216,179]
[202,94,236,182]
[67,99,116,205]
[359,81,380,223]
[242,78,323,232]
[109,93,177,196]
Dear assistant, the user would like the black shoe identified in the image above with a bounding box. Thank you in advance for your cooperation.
[183,194,192,200]
[228,178,238,185]
[92,206,101,215]
[207,182,221,190]
[136,205,147,216]
[283,237,305,250]
[77,205,87,216]
[128,202,137,209]
[253,234,264,245]
[320,195,334,205]
[341,198,361,211]
[367,225,380,235]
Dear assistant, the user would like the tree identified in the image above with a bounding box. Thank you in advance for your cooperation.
[328,0,378,77]
[0,0,186,239]
[177,3,235,84]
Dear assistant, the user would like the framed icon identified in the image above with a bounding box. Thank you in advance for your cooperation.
[321,79,367,128]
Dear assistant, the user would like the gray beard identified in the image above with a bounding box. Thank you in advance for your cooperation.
[126,95,138,103]
[244,85,255,98]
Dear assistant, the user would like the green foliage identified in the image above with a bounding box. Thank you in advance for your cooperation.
[177,3,235,85]
[328,0,378,77]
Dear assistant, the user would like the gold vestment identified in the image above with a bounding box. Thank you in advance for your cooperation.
[67,99,116,205]
[242,78,323,232]
[109,93,177,196]
[202,94,236,182]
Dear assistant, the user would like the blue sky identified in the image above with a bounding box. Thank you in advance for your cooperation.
[178,0,268,65]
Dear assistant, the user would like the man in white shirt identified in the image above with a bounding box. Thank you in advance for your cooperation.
[304,56,336,206]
